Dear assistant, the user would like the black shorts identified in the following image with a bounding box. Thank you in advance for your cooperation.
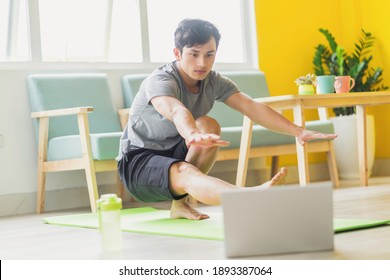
[117,139,189,202]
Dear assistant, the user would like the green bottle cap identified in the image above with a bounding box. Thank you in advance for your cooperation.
[97,194,122,211]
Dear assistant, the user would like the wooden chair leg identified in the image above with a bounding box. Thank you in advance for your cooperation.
[270,156,279,179]
[37,117,49,214]
[84,168,99,212]
[236,116,253,187]
[327,142,340,188]
[36,169,46,214]
[78,113,99,212]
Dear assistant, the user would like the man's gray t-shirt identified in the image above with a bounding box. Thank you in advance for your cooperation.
[117,61,239,161]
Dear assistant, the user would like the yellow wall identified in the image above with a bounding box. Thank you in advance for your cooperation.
[359,0,390,157]
[254,0,390,165]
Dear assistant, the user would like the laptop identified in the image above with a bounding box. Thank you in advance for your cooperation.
[221,184,334,258]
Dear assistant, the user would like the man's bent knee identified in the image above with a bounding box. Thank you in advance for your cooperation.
[195,116,221,135]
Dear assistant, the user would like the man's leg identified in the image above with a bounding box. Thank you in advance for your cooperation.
[168,116,287,220]
[183,116,220,206]
[169,162,287,219]
[170,116,224,219]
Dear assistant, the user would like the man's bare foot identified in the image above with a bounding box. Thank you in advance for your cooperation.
[170,197,209,220]
[269,167,287,186]
[258,167,288,189]
[187,195,199,206]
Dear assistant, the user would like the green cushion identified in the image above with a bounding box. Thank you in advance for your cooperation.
[48,132,122,161]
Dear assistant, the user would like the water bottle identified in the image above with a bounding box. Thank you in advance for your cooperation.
[97,194,123,251]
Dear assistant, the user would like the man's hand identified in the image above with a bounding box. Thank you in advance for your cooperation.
[188,133,230,147]
[296,128,337,146]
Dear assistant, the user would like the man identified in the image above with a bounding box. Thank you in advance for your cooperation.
[117,18,337,220]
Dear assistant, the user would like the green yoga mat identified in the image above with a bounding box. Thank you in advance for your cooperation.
[43,207,390,241]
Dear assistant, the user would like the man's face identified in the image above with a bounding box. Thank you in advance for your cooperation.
[174,37,217,83]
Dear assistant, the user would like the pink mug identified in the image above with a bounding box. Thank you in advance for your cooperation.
[334,76,355,93]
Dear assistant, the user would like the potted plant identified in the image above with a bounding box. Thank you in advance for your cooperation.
[294,73,316,94]
[312,28,388,179]
[313,28,388,115]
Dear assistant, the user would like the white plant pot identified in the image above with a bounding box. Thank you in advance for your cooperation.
[330,114,375,180]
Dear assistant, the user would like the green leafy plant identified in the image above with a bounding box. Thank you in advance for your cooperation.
[294,73,317,86]
[335,46,345,76]
[313,28,388,116]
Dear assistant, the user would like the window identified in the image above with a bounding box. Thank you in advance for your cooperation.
[1,0,257,69]
[0,0,30,62]
[146,0,244,63]
[38,0,142,62]
[108,0,142,62]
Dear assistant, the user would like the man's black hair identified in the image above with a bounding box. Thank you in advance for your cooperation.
[174,18,221,53]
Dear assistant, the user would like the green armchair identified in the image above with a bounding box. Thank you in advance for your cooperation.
[27,73,123,213]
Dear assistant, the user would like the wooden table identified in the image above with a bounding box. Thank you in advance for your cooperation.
[236,91,390,187]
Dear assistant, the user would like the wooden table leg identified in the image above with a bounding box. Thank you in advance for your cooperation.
[293,101,310,186]
[356,105,368,186]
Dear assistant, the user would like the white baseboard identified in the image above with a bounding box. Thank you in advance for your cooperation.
[0,183,122,217]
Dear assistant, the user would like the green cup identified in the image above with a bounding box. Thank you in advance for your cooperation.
[315,75,336,94]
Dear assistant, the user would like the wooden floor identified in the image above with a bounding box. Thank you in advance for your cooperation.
[1,177,390,260]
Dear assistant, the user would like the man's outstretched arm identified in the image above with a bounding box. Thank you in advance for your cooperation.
[151,95,229,147]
